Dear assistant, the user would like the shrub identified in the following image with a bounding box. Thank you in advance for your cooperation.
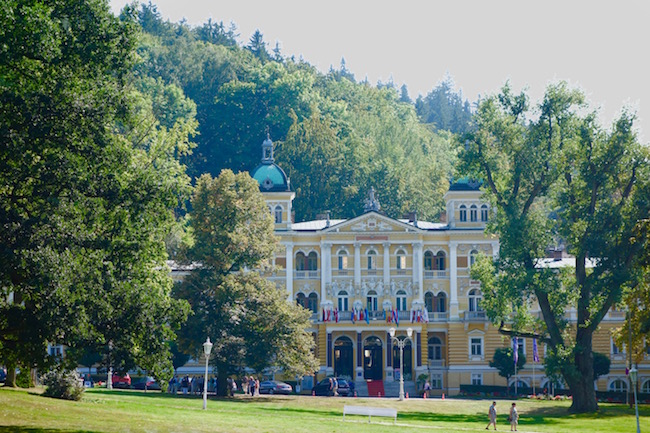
[42,369,84,401]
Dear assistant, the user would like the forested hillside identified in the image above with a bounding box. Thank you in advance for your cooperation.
[129,4,469,221]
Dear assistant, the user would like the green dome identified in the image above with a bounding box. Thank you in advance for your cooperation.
[252,163,290,192]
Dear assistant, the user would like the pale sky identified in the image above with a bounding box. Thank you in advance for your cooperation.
[110,0,649,141]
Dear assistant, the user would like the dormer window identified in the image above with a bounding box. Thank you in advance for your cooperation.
[459,205,467,222]
[470,205,478,222]
[274,205,283,223]
[481,204,489,222]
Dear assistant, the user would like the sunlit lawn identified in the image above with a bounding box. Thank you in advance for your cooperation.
[0,386,648,433]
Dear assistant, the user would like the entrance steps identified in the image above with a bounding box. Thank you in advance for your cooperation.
[366,380,385,397]
[383,380,417,398]
[353,380,369,397]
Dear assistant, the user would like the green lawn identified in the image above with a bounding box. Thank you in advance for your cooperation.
[0,386,648,433]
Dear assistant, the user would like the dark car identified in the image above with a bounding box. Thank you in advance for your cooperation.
[258,380,292,395]
[312,377,351,396]
[132,376,161,390]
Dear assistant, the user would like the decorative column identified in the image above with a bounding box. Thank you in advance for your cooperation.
[354,242,361,288]
[285,242,294,302]
[383,241,391,287]
[449,241,459,318]
[356,331,363,380]
[321,242,331,304]
[413,242,423,301]
[416,331,422,367]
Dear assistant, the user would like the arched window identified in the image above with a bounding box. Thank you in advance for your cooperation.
[308,292,318,313]
[470,204,478,222]
[274,205,283,223]
[367,290,378,311]
[367,250,377,270]
[396,290,407,311]
[435,251,446,270]
[609,379,628,392]
[307,252,318,270]
[428,337,443,360]
[459,205,467,222]
[396,249,406,270]
[469,250,479,267]
[424,291,434,313]
[642,380,650,394]
[295,252,306,271]
[338,290,349,311]
[436,292,447,313]
[481,204,489,222]
[468,289,482,312]
[296,293,307,309]
[424,251,434,270]
[338,250,348,270]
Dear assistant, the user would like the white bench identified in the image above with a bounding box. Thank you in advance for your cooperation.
[343,405,397,423]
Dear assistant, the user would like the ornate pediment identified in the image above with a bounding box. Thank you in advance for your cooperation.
[329,213,415,234]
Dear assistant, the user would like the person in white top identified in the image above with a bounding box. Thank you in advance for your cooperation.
[486,401,497,430]
[509,402,519,431]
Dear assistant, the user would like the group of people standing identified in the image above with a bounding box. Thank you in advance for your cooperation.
[241,376,260,396]
[486,401,519,431]
[168,375,208,395]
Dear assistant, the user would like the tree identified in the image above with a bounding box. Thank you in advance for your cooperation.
[464,82,650,413]
[416,75,472,134]
[592,352,610,381]
[174,171,318,396]
[246,29,270,62]
[489,347,526,394]
[0,0,193,387]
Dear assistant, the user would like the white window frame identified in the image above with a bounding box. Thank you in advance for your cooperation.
[608,379,628,392]
[470,204,478,222]
[471,373,483,385]
[274,205,283,223]
[431,373,443,389]
[468,332,484,360]
[459,205,467,222]
[481,204,489,222]
[396,290,407,311]
[338,290,349,311]
[396,249,407,270]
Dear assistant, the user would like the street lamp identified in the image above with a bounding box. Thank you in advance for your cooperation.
[389,327,413,401]
[202,337,213,410]
[630,367,640,433]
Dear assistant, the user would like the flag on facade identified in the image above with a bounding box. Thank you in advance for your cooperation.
[422,308,430,323]
[334,308,339,323]
[393,308,399,327]
[533,338,539,363]
[322,308,325,322]
[365,308,370,324]
[513,337,519,366]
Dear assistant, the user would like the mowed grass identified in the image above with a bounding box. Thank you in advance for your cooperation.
[0,386,648,433]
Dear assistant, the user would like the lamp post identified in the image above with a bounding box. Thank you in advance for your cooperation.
[389,327,413,401]
[202,337,213,410]
[630,367,640,433]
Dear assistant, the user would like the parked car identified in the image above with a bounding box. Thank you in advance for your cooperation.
[312,377,351,396]
[111,373,131,388]
[0,368,6,383]
[258,380,292,395]
[132,376,161,390]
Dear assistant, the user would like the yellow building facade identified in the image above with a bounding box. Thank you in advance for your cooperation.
[244,137,641,396]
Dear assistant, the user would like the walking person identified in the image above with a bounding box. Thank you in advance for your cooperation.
[509,403,518,431]
[486,401,497,430]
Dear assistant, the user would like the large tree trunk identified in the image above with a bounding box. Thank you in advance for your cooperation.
[215,362,229,397]
[566,331,598,413]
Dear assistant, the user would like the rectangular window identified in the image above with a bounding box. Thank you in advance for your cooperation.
[338,255,348,270]
[431,374,443,389]
[470,338,482,356]
[471,373,482,385]
[367,255,376,270]
[338,297,348,311]
[397,255,406,269]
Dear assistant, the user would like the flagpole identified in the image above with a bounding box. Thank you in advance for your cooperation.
[533,359,535,396]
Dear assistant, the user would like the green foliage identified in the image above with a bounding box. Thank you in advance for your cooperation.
[132,7,457,221]
[463,81,650,413]
[175,171,318,395]
[416,76,472,134]
[0,0,194,385]
[592,351,610,381]
[42,369,84,401]
[489,347,526,382]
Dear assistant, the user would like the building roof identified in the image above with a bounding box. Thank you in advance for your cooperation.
[448,178,482,191]
[251,162,291,192]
